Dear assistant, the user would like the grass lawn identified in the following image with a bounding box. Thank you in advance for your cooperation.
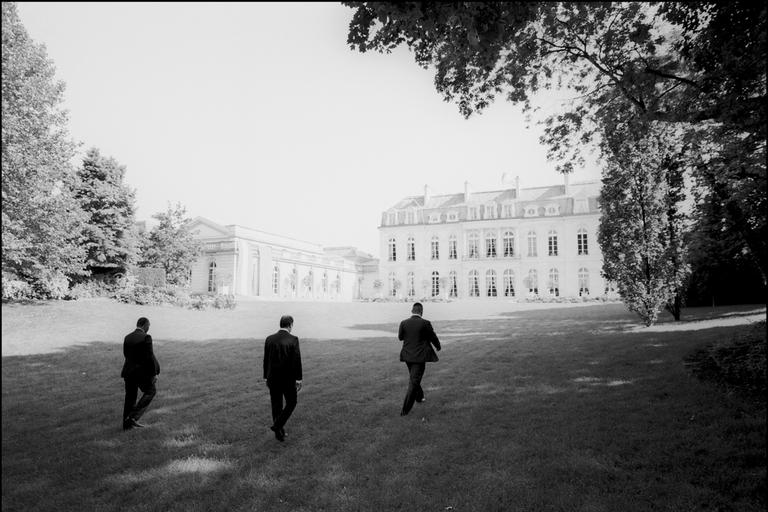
[2,301,765,511]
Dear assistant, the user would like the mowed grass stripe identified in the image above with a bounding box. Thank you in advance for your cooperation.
[2,304,765,511]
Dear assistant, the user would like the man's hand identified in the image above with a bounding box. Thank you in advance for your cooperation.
[296,380,302,392]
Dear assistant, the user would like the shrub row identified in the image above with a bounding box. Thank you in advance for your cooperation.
[114,284,237,310]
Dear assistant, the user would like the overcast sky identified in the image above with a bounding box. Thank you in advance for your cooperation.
[17,2,601,255]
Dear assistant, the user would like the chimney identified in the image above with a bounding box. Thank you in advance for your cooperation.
[515,176,520,198]
[564,173,570,196]
[464,181,471,202]
[423,184,430,205]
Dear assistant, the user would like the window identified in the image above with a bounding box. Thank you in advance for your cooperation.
[548,230,558,256]
[548,268,559,296]
[322,271,328,293]
[208,261,217,293]
[503,204,514,218]
[503,269,515,297]
[407,237,415,261]
[526,208,536,216]
[389,272,397,297]
[578,268,590,296]
[527,231,537,257]
[336,273,342,294]
[604,280,617,295]
[486,270,497,297]
[485,232,497,258]
[448,271,458,298]
[503,231,515,257]
[577,228,589,255]
[448,212,458,222]
[388,238,397,261]
[468,232,480,259]
[431,271,440,297]
[468,270,480,297]
[431,236,439,260]
[387,212,396,225]
[527,269,538,295]
[407,272,415,297]
[485,204,496,219]
[272,265,279,295]
[468,206,478,220]
[291,266,298,292]
[448,234,458,259]
[406,210,415,224]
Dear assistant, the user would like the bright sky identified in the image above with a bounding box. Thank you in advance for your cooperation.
[17,2,601,255]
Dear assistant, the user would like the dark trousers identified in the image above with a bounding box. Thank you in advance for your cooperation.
[123,375,157,422]
[402,362,426,415]
[268,379,298,431]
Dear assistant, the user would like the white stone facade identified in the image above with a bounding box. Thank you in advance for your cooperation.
[188,217,378,300]
[378,178,613,299]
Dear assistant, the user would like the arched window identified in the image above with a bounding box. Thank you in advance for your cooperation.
[407,272,415,297]
[468,270,480,297]
[527,269,538,295]
[208,261,217,293]
[485,232,497,258]
[527,231,537,257]
[468,232,479,259]
[407,236,416,261]
[548,230,558,256]
[431,235,439,260]
[577,228,589,255]
[503,231,514,257]
[431,271,440,297]
[388,238,397,261]
[503,269,515,297]
[578,268,589,296]
[486,270,497,297]
[604,280,617,295]
[448,270,458,298]
[389,272,397,297]
[448,234,458,259]
[272,265,280,295]
[548,268,559,296]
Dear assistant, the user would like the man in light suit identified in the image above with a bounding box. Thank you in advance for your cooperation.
[398,302,441,416]
[121,317,160,430]
[263,315,303,442]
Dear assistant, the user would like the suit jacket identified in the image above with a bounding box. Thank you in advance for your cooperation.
[398,315,441,363]
[263,330,303,382]
[121,328,160,379]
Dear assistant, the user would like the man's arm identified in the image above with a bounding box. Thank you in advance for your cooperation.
[146,334,160,375]
[263,339,269,380]
[426,321,440,351]
[398,321,405,341]
[293,337,303,382]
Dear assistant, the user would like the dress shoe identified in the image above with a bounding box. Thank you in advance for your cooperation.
[127,418,146,428]
[416,397,426,403]
[400,410,408,416]
[270,425,285,442]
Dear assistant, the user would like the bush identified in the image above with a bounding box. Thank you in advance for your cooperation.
[115,285,237,310]
[1,273,34,301]
[685,321,767,397]
[132,267,166,287]
[31,271,70,300]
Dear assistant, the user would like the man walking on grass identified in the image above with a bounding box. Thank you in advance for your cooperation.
[398,302,441,416]
[121,317,160,430]
[263,315,303,442]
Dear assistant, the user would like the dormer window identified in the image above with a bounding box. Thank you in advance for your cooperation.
[485,204,497,219]
[428,213,440,223]
[406,210,416,224]
[448,212,458,222]
[387,212,397,225]
[468,207,478,220]
[526,207,537,217]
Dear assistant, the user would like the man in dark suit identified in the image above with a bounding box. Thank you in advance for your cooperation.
[121,317,160,430]
[263,315,303,442]
[398,302,441,416]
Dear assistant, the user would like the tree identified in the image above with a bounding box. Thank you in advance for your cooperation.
[140,203,202,286]
[345,2,766,280]
[2,2,86,298]
[598,120,691,325]
[74,148,139,274]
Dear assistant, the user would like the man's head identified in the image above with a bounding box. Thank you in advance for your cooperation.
[280,315,294,331]
[137,317,150,333]
[411,302,423,316]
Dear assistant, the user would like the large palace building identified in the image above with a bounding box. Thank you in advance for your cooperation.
[187,217,379,300]
[378,176,611,299]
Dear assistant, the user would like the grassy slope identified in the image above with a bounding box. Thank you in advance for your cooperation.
[2,303,765,512]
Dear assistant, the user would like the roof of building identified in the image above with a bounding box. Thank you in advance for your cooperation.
[387,180,600,210]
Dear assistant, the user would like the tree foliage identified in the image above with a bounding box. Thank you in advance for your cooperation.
[74,148,139,273]
[1,2,86,298]
[140,203,202,287]
[598,121,691,325]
